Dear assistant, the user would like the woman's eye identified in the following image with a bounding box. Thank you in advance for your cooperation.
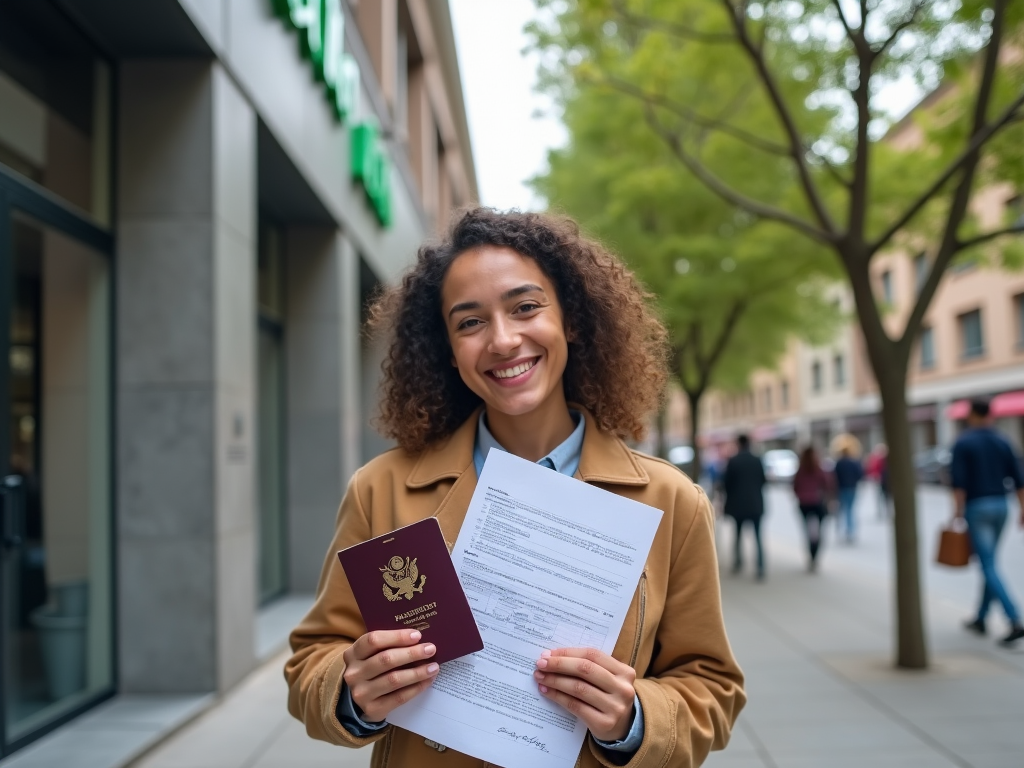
[456,318,481,331]
[515,302,540,314]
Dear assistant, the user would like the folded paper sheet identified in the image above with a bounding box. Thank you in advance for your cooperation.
[388,449,663,768]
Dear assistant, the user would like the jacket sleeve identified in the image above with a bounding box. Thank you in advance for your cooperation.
[591,487,745,768]
[284,470,391,748]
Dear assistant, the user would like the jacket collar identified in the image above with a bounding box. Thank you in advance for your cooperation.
[406,404,650,489]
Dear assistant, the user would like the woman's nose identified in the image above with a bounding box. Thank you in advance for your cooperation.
[487,317,520,354]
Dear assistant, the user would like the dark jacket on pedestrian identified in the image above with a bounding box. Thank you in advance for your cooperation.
[723,448,767,521]
[834,456,864,490]
[951,427,1024,502]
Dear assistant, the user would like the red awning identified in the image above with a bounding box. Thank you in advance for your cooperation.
[947,400,970,420]
[947,391,1024,420]
[993,390,1024,417]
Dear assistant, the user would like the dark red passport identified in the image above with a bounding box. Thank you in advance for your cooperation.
[337,517,483,665]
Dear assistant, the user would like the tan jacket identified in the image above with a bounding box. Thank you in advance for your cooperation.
[286,408,745,768]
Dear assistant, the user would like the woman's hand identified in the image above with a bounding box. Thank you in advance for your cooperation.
[342,629,439,723]
[534,647,637,742]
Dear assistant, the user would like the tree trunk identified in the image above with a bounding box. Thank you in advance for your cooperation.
[655,402,669,460]
[876,366,929,669]
[687,389,704,483]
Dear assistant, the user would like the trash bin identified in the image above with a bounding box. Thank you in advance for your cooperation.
[30,581,88,701]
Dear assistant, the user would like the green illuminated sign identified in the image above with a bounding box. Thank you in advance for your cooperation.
[273,0,391,227]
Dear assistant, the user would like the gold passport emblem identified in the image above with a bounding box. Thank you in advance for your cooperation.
[381,556,427,602]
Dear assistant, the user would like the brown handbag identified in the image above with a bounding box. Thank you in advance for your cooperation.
[936,521,972,567]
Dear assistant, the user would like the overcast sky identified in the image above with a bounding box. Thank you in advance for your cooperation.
[449,2,921,212]
[450,0,565,211]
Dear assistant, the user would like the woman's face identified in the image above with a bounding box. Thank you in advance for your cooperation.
[442,245,569,419]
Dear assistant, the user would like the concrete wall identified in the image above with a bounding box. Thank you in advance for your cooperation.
[284,228,362,592]
[117,60,256,693]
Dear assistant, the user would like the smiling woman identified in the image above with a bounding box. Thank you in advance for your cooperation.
[369,208,670,454]
[286,208,746,768]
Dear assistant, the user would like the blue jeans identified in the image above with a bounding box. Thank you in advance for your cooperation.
[838,487,857,539]
[965,497,1020,624]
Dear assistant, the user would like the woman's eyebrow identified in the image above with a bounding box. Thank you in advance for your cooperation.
[500,284,543,301]
[447,284,544,319]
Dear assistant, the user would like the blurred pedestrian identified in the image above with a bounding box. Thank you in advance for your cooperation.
[833,444,864,543]
[793,446,832,572]
[953,399,1024,646]
[723,434,767,581]
[865,443,890,518]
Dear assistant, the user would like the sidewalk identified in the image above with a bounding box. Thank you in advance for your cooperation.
[129,483,1024,768]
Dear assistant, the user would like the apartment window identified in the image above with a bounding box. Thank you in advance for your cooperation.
[833,354,846,387]
[919,326,936,369]
[763,386,773,413]
[1008,194,1024,226]
[1016,294,1024,349]
[811,361,823,393]
[781,380,790,408]
[958,309,984,359]
[880,270,893,304]
[914,253,928,294]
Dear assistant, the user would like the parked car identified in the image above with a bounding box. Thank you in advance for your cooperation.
[914,446,951,485]
[763,449,799,483]
[667,445,696,478]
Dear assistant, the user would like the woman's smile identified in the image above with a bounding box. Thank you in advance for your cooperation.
[487,356,540,383]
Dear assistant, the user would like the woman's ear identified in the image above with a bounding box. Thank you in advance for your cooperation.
[451,356,458,367]
[565,324,577,343]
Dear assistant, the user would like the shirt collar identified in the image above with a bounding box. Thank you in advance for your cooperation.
[473,409,585,478]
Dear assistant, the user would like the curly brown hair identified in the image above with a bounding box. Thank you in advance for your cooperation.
[369,208,669,454]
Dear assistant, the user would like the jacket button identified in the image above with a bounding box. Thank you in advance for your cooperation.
[424,738,447,752]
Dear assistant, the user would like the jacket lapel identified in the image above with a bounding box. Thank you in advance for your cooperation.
[404,405,651,547]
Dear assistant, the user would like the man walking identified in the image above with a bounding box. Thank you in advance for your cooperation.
[834,444,864,543]
[723,434,767,581]
[953,399,1024,646]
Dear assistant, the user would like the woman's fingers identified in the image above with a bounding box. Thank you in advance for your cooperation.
[368,640,437,677]
[359,668,440,723]
[535,647,636,742]
[537,679,633,742]
[536,648,636,692]
[346,629,423,663]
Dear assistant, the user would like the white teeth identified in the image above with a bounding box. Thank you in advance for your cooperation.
[492,359,536,379]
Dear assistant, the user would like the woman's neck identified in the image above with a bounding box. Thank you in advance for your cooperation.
[485,393,576,463]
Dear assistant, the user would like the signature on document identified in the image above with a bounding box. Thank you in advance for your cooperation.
[497,727,550,753]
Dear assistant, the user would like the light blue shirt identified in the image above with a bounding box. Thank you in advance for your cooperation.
[339,409,645,755]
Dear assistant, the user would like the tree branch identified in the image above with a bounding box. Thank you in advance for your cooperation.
[611,0,735,44]
[719,0,839,235]
[873,0,928,59]
[900,0,1009,354]
[643,106,836,244]
[696,300,747,393]
[848,11,873,247]
[956,223,1024,251]
[602,75,791,156]
[870,90,1024,256]
[829,0,859,44]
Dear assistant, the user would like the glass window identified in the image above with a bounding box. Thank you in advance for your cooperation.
[5,213,112,742]
[920,326,936,369]
[880,270,893,304]
[811,361,823,393]
[257,222,287,603]
[0,1,112,226]
[1008,194,1023,226]
[781,380,790,409]
[763,386,772,413]
[834,354,845,387]
[959,309,984,360]
[914,253,927,294]
[1016,294,1024,349]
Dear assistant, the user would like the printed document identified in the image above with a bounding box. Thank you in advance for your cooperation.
[388,449,663,768]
